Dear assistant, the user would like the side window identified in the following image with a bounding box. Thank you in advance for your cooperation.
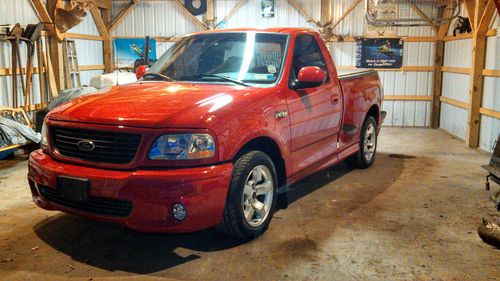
[289,34,329,82]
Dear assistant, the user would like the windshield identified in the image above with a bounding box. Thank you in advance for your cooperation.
[146,32,289,87]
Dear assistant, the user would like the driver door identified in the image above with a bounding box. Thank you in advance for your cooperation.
[285,34,343,175]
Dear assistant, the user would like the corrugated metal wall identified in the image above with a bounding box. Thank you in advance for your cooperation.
[0,0,103,109]
[329,1,435,127]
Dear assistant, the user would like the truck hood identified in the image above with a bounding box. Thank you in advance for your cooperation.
[48,82,259,129]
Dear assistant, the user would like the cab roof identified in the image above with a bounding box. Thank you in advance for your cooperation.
[190,27,317,35]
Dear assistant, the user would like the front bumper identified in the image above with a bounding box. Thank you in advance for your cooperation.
[28,149,233,233]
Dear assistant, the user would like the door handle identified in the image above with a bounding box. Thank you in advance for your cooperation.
[331,96,340,105]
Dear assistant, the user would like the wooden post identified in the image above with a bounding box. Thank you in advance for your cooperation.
[430,6,453,128]
[431,40,445,128]
[466,0,496,148]
[47,0,64,92]
[206,0,215,29]
[102,9,113,73]
[321,0,332,25]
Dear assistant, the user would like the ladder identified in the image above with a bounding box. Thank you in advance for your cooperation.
[62,39,81,88]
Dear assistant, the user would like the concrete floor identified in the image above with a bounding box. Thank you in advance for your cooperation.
[0,128,499,281]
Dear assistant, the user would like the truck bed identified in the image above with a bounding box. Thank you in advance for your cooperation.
[338,69,377,80]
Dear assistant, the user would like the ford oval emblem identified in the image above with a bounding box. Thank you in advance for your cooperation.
[77,140,95,152]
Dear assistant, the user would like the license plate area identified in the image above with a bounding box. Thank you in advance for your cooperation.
[57,176,89,202]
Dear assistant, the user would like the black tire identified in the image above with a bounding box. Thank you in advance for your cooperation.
[216,151,278,240]
[346,116,378,169]
[184,0,207,16]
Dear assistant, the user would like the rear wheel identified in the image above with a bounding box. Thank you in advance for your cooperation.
[346,116,378,169]
[217,151,277,240]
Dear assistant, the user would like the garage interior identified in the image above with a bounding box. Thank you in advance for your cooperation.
[1,0,500,280]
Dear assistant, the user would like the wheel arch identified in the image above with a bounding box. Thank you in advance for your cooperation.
[233,136,287,188]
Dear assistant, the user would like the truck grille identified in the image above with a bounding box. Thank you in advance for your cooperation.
[51,126,142,164]
[39,185,133,217]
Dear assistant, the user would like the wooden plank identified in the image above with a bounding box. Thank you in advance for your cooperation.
[483,69,500,77]
[431,40,445,128]
[110,0,143,33]
[384,95,432,101]
[102,9,113,73]
[90,6,110,40]
[402,37,437,42]
[173,0,207,31]
[410,4,438,33]
[29,0,53,31]
[329,0,362,29]
[65,33,103,41]
[467,0,497,148]
[286,0,320,26]
[79,64,106,71]
[0,67,44,76]
[321,0,332,25]
[47,0,64,91]
[74,0,111,10]
[443,29,497,41]
[440,96,469,110]
[480,107,500,119]
[440,66,472,74]
[464,0,476,31]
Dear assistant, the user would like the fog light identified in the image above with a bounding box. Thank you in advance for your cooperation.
[172,203,187,221]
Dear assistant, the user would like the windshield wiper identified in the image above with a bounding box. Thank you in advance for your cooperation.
[188,74,250,87]
[142,72,175,82]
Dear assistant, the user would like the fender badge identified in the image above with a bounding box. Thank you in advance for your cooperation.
[274,110,288,119]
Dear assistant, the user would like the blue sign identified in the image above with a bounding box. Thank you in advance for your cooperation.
[114,38,157,67]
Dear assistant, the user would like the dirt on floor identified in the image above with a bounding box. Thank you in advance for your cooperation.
[0,128,499,281]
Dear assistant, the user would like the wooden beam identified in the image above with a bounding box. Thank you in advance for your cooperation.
[431,5,453,129]
[0,67,45,76]
[173,0,207,30]
[29,0,53,31]
[65,33,103,41]
[215,0,248,29]
[480,107,500,119]
[440,96,469,110]
[483,69,500,77]
[102,9,113,73]
[384,95,432,101]
[328,0,362,29]
[286,0,320,26]
[90,6,110,40]
[440,66,472,74]
[464,0,476,31]
[431,40,445,128]
[467,0,497,148]
[74,0,111,10]
[410,4,438,33]
[79,64,106,71]
[321,0,332,26]
[47,0,64,91]
[110,0,142,33]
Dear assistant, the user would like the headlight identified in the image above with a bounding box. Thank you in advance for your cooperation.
[40,121,48,147]
[148,134,215,160]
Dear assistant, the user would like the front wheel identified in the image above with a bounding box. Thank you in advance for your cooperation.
[216,151,278,240]
[346,116,378,169]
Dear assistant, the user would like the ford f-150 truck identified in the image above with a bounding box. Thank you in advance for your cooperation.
[28,28,384,240]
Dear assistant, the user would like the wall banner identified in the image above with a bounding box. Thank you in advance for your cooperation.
[356,38,404,68]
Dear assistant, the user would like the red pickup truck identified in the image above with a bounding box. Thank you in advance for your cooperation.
[28,28,384,240]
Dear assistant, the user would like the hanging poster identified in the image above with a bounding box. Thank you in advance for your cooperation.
[355,38,403,69]
[261,0,275,18]
[114,38,157,68]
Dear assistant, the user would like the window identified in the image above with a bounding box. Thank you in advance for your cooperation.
[289,34,328,82]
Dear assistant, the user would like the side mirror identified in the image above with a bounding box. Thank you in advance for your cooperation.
[135,65,148,79]
[290,66,326,90]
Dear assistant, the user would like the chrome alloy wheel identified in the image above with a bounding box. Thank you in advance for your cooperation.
[242,165,274,227]
[364,122,376,161]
